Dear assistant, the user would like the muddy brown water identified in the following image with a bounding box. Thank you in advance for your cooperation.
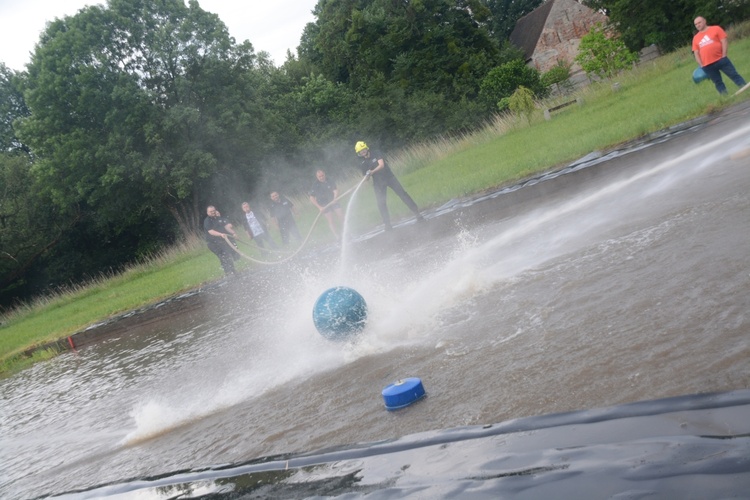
[2,105,750,499]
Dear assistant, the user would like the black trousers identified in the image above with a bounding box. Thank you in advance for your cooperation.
[207,239,236,275]
[279,219,302,245]
[373,174,419,227]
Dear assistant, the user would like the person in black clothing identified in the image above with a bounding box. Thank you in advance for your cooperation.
[308,169,344,240]
[204,205,237,276]
[269,191,302,245]
[355,141,423,230]
[215,209,240,260]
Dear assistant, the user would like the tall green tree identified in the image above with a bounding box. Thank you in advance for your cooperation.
[0,153,80,304]
[18,0,274,238]
[483,0,545,40]
[583,0,750,53]
[301,0,501,101]
[0,64,86,306]
[0,64,29,155]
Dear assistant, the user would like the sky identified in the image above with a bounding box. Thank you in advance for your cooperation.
[0,0,319,71]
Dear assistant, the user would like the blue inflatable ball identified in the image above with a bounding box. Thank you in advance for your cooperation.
[313,286,368,341]
[693,67,708,84]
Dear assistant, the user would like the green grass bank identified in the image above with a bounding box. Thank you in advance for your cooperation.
[3,39,750,377]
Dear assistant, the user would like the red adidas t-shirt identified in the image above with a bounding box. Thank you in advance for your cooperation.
[693,26,726,66]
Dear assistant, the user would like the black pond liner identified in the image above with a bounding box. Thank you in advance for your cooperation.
[50,389,750,499]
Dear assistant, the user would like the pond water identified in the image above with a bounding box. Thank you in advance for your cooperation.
[2,106,750,499]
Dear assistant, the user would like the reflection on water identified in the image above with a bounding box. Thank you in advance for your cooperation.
[2,112,750,498]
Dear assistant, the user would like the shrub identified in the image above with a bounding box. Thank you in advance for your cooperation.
[541,63,571,87]
[480,59,546,111]
[508,86,536,122]
[575,23,639,79]
[497,96,511,111]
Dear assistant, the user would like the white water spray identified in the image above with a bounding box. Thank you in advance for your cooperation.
[123,121,750,445]
[350,121,750,346]
[337,174,369,274]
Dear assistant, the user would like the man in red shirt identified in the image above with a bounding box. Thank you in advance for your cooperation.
[693,16,746,95]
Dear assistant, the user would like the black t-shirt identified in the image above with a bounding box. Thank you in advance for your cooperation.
[309,178,337,206]
[359,149,393,178]
[270,196,294,221]
[204,215,229,240]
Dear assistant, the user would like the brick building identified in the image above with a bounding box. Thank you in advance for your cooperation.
[509,0,608,77]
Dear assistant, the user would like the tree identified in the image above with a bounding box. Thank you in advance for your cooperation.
[479,59,546,110]
[18,0,278,239]
[0,64,29,155]
[583,0,750,53]
[0,154,80,305]
[483,0,545,40]
[284,74,356,143]
[508,85,535,122]
[302,0,502,101]
[575,23,638,79]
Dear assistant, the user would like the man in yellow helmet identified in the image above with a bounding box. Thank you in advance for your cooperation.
[355,141,423,230]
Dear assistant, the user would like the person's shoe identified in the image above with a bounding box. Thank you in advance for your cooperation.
[384,224,393,232]
[415,214,425,223]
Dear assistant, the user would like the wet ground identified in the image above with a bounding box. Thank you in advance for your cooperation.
[2,102,750,499]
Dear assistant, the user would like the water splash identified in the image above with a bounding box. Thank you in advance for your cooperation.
[122,121,750,450]
[345,122,750,348]
[338,174,369,274]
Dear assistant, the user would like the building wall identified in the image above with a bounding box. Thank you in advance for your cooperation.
[530,0,608,74]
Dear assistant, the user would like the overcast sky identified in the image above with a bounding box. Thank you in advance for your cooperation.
[0,0,319,71]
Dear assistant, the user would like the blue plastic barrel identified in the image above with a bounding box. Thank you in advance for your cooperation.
[382,378,426,410]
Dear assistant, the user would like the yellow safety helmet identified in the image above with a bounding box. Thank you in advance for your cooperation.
[354,141,368,153]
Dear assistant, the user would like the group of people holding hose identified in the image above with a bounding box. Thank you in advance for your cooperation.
[204,141,424,276]
[203,189,305,276]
